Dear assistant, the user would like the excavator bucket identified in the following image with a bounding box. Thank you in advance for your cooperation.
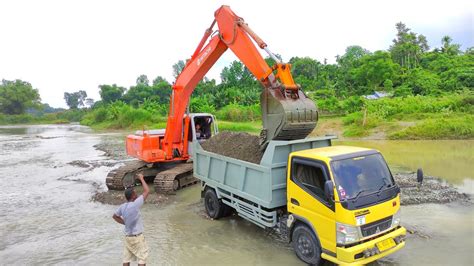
[260,86,318,146]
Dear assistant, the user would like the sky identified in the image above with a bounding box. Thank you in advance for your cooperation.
[0,0,473,108]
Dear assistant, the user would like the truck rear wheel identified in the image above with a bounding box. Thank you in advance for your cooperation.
[204,189,225,219]
[292,224,322,265]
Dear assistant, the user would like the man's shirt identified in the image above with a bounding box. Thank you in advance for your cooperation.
[115,195,144,235]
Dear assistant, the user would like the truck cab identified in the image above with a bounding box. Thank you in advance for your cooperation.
[287,146,406,265]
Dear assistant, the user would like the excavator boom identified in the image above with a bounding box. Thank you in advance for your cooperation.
[164,5,317,158]
[109,5,318,193]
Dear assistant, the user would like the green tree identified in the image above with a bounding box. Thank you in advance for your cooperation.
[383,79,394,91]
[336,46,370,67]
[264,54,283,67]
[151,78,172,104]
[421,48,473,91]
[172,60,186,78]
[0,79,41,114]
[441,35,461,56]
[289,57,321,81]
[354,51,399,92]
[136,74,149,86]
[123,76,172,107]
[63,90,87,109]
[389,22,429,69]
[335,46,370,95]
[152,76,167,86]
[85,98,95,108]
[98,84,125,104]
[220,61,255,87]
[405,69,441,95]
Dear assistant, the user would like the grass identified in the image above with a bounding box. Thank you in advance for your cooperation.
[389,115,474,139]
[338,92,474,139]
[82,118,262,135]
[217,120,261,134]
[0,113,72,125]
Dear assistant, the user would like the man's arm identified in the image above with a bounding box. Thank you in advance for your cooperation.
[112,214,125,225]
[137,173,149,201]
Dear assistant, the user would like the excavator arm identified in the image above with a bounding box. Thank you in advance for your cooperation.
[163,5,317,160]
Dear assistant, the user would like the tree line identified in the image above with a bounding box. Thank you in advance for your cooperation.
[1,22,472,118]
[83,22,473,116]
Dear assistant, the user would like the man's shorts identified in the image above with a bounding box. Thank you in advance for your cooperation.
[123,234,149,264]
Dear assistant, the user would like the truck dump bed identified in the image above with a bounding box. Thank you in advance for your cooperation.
[193,136,334,227]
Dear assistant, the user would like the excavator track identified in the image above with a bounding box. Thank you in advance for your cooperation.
[106,160,148,190]
[154,162,196,194]
[106,160,163,190]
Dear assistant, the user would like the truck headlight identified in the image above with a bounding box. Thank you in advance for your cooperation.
[336,222,360,245]
[392,209,401,228]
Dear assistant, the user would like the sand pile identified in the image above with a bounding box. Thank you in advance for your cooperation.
[201,132,264,164]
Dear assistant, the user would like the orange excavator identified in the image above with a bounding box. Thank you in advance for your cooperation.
[106,5,318,193]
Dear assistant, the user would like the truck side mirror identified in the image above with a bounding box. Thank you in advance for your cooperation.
[324,180,335,201]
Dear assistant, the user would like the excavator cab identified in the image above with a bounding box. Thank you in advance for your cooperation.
[187,113,218,155]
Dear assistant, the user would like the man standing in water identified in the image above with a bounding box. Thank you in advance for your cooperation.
[113,173,150,265]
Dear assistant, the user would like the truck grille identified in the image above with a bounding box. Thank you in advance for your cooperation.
[360,216,392,237]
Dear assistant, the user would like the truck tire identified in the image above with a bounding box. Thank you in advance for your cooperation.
[204,189,225,219]
[292,224,322,265]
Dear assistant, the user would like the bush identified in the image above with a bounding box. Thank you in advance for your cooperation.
[393,85,412,97]
[316,96,340,113]
[341,96,364,113]
[314,95,364,114]
[0,114,35,124]
[342,112,363,125]
[140,99,168,116]
[363,92,473,119]
[190,97,216,114]
[80,101,155,129]
[216,104,261,122]
[56,109,86,122]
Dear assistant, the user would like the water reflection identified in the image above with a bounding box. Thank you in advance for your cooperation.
[337,140,474,184]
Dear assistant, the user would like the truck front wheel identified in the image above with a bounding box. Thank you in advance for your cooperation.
[292,224,322,265]
[204,189,225,219]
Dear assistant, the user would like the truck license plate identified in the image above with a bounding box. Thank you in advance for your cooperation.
[376,238,396,252]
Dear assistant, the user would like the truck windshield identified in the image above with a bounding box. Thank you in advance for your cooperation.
[331,153,394,201]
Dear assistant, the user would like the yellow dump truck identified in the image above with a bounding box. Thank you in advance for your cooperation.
[194,137,406,265]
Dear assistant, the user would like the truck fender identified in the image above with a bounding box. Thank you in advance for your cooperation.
[200,182,209,198]
[288,214,321,247]
[201,183,226,199]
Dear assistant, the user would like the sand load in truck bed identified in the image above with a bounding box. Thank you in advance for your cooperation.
[201,132,264,164]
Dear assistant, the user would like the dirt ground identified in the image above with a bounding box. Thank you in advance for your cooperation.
[309,116,344,138]
[201,131,264,164]
[92,186,172,205]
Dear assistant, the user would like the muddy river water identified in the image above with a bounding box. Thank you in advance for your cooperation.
[0,125,472,265]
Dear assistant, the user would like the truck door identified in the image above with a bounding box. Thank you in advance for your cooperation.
[288,157,336,253]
